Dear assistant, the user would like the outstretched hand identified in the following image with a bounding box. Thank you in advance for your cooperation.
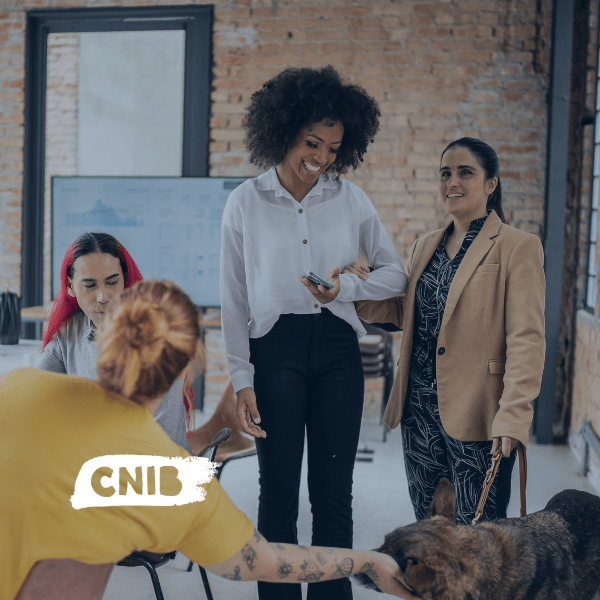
[372,553,420,599]
[301,266,340,304]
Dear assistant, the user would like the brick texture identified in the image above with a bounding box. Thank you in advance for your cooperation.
[0,0,561,418]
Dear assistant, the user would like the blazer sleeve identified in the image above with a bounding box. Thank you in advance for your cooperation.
[354,238,418,329]
[491,234,546,447]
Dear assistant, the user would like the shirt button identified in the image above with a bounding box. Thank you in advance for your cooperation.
[303,239,307,244]
[438,347,445,355]
[314,304,318,308]
[299,209,303,214]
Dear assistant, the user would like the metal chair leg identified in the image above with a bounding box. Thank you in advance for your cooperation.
[199,565,214,600]
[184,562,214,600]
[128,556,166,600]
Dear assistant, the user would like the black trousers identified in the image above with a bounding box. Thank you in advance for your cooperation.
[250,309,364,600]
[401,387,517,525]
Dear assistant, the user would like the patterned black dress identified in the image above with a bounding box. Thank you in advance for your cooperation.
[400,217,517,524]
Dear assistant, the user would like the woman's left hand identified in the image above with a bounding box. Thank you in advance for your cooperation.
[301,266,340,304]
[491,436,519,458]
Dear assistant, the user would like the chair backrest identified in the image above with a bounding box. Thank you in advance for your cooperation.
[15,559,114,600]
[359,322,393,378]
[198,427,232,461]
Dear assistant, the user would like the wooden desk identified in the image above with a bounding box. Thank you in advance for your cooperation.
[21,305,53,340]
[199,312,221,329]
[20,305,222,341]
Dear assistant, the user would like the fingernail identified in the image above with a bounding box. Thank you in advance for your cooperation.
[255,417,261,424]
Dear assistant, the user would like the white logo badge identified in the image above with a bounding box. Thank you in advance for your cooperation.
[71,455,216,509]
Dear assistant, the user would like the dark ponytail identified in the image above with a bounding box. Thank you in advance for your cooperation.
[441,137,505,223]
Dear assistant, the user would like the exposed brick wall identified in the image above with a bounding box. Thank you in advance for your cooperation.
[209,0,552,252]
[0,9,25,294]
[0,1,555,419]
[0,1,553,285]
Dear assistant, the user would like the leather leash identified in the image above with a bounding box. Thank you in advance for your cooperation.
[472,443,527,525]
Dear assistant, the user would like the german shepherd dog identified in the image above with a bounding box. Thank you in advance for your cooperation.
[354,478,600,599]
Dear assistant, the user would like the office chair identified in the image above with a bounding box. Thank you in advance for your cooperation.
[186,428,258,600]
[117,428,234,600]
[359,321,395,442]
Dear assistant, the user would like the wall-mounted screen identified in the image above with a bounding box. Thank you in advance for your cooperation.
[51,176,246,307]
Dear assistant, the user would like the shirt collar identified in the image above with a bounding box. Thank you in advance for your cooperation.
[256,166,339,200]
[82,314,96,341]
[442,214,488,244]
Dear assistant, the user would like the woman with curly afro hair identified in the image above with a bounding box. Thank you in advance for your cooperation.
[220,65,408,600]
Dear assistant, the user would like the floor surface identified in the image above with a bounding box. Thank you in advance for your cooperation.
[103,421,597,600]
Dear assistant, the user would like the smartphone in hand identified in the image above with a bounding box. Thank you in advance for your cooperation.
[304,270,334,290]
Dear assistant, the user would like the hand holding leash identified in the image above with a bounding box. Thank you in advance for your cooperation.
[491,436,518,457]
[473,443,527,525]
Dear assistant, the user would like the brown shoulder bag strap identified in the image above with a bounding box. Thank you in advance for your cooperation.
[472,443,527,525]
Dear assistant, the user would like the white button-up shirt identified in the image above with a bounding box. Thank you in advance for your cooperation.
[220,166,407,392]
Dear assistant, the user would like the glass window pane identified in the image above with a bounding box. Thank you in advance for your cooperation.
[589,242,597,275]
[591,209,598,243]
[593,177,599,210]
[44,29,185,303]
[78,30,185,176]
[588,275,597,308]
[595,146,600,177]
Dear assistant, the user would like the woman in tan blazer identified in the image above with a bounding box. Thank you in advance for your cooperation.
[345,138,545,524]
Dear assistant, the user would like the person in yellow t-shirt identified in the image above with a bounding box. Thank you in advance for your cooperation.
[0,280,415,600]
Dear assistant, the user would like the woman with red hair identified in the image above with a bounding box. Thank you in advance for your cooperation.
[36,232,193,451]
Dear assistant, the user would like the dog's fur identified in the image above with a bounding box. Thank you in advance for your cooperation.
[354,478,600,600]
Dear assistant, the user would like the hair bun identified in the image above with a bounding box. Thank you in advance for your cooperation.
[97,280,200,404]
[122,301,169,363]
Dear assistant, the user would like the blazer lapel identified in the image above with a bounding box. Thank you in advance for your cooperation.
[401,225,449,343]
[442,211,502,326]
[409,226,449,284]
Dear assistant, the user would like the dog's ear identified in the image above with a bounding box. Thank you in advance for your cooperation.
[427,478,456,521]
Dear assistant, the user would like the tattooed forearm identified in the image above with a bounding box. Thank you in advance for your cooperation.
[222,565,242,581]
[297,559,325,582]
[276,556,294,579]
[253,530,263,543]
[242,544,257,571]
[316,552,327,566]
[273,543,286,550]
[359,562,380,583]
[332,557,354,579]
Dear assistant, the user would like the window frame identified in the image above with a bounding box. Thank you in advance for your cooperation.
[585,64,600,314]
[23,6,213,310]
